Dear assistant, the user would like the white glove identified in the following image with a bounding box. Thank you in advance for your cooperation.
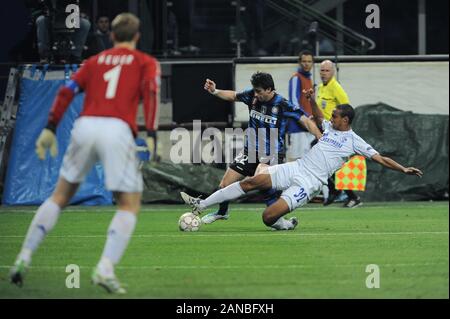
[35,128,58,160]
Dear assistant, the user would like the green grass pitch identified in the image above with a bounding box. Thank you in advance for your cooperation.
[0,202,448,299]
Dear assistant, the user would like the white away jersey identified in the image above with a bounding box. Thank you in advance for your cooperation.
[298,120,379,184]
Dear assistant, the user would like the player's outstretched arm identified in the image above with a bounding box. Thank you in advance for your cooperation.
[204,78,237,102]
[371,154,423,177]
[303,88,323,127]
[299,115,323,140]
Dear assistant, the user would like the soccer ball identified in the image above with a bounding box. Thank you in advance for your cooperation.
[178,212,201,232]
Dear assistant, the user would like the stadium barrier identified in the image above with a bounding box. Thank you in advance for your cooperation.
[233,55,449,123]
[2,66,112,205]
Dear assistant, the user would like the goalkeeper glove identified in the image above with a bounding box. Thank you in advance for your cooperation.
[146,136,155,156]
[35,128,58,160]
[146,130,156,161]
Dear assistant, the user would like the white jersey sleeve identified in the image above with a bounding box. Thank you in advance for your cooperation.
[352,133,379,158]
[321,120,332,131]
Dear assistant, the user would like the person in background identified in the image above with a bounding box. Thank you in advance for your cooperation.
[35,0,91,63]
[286,50,315,162]
[84,15,114,58]
[95,15,113,51]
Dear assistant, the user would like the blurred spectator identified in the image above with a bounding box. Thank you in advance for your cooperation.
[85,15,113,57]
[95,16,113,51]
[35,0,90,63]
[318,35,335,55]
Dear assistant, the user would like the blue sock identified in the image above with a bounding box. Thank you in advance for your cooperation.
[262,188,278,207]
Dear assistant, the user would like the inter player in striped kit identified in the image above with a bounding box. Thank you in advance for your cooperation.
[181,89,423,228]
[200,72,323,230]
[10,13,160,294]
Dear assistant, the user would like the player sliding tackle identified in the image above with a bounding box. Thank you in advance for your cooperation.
[200,72,323,229]
[10,13,160,294]
[181,89,423,230]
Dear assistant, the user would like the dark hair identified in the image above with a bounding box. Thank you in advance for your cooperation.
[250,72,275,91]
[299,50,314,60]
[111,13,140,42]
[336,104,355,124]
[96,15,110,23]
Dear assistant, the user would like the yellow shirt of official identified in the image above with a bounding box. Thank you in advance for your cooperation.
[316,77,350,120]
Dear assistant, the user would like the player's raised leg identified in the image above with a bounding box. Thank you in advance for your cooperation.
[181,172,273,214]
[10,177,79,286]
[201,168,245,224]
[92,192,140,294]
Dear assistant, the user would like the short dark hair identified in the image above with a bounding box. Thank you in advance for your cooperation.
[250,72,275,91]
[111,13,140,42]
[96,15,110,23]
[336,104,355,124]
[299,50,314,60]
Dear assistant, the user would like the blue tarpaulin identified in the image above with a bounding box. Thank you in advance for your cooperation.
[2,68,113,205]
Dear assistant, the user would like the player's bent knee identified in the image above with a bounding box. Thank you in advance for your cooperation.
[262,210,278,226]
[262,198,291,226]
[241,169,272,192]
[115,192,141,214]
[51,178,80,208]
[240,176,260,192]
[255,163,269,176]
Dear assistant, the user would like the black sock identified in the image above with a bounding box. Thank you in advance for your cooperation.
[345,190,358,200]
[217,201,229,215]
[327,178,341,196]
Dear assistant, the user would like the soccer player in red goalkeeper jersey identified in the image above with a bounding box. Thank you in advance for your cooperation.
[10,13,160,294]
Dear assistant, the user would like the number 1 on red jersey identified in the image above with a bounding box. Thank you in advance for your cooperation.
[103,65,122,99]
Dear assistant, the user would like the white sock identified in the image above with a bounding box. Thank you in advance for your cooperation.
[18,199,61,264]
[98,211,137,277]
[270,217,294,230]
[97,256,115,278]
[200,182,245,209]
[322,185,329,201]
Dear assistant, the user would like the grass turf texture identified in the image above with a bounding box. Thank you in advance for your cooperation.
[0,202,448,299]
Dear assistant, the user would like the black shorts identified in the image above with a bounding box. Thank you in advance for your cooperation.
[229,150,285,177]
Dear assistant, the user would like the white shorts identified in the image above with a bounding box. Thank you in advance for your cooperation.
[286,131,316,160]
[60,116,143,193]
[267,161,322,211]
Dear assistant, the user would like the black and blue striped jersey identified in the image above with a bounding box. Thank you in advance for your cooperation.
[236,89,306,157]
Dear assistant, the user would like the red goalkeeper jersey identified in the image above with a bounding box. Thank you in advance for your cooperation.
[49,47,160,135]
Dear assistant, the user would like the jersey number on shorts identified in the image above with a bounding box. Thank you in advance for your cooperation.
[103,65,122,99]
[293,187,307,203]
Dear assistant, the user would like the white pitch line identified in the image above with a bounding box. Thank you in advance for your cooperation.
[0,208,309,213]
[0,231,447,239]
[0,205,448,214]
[0,262,447,270]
